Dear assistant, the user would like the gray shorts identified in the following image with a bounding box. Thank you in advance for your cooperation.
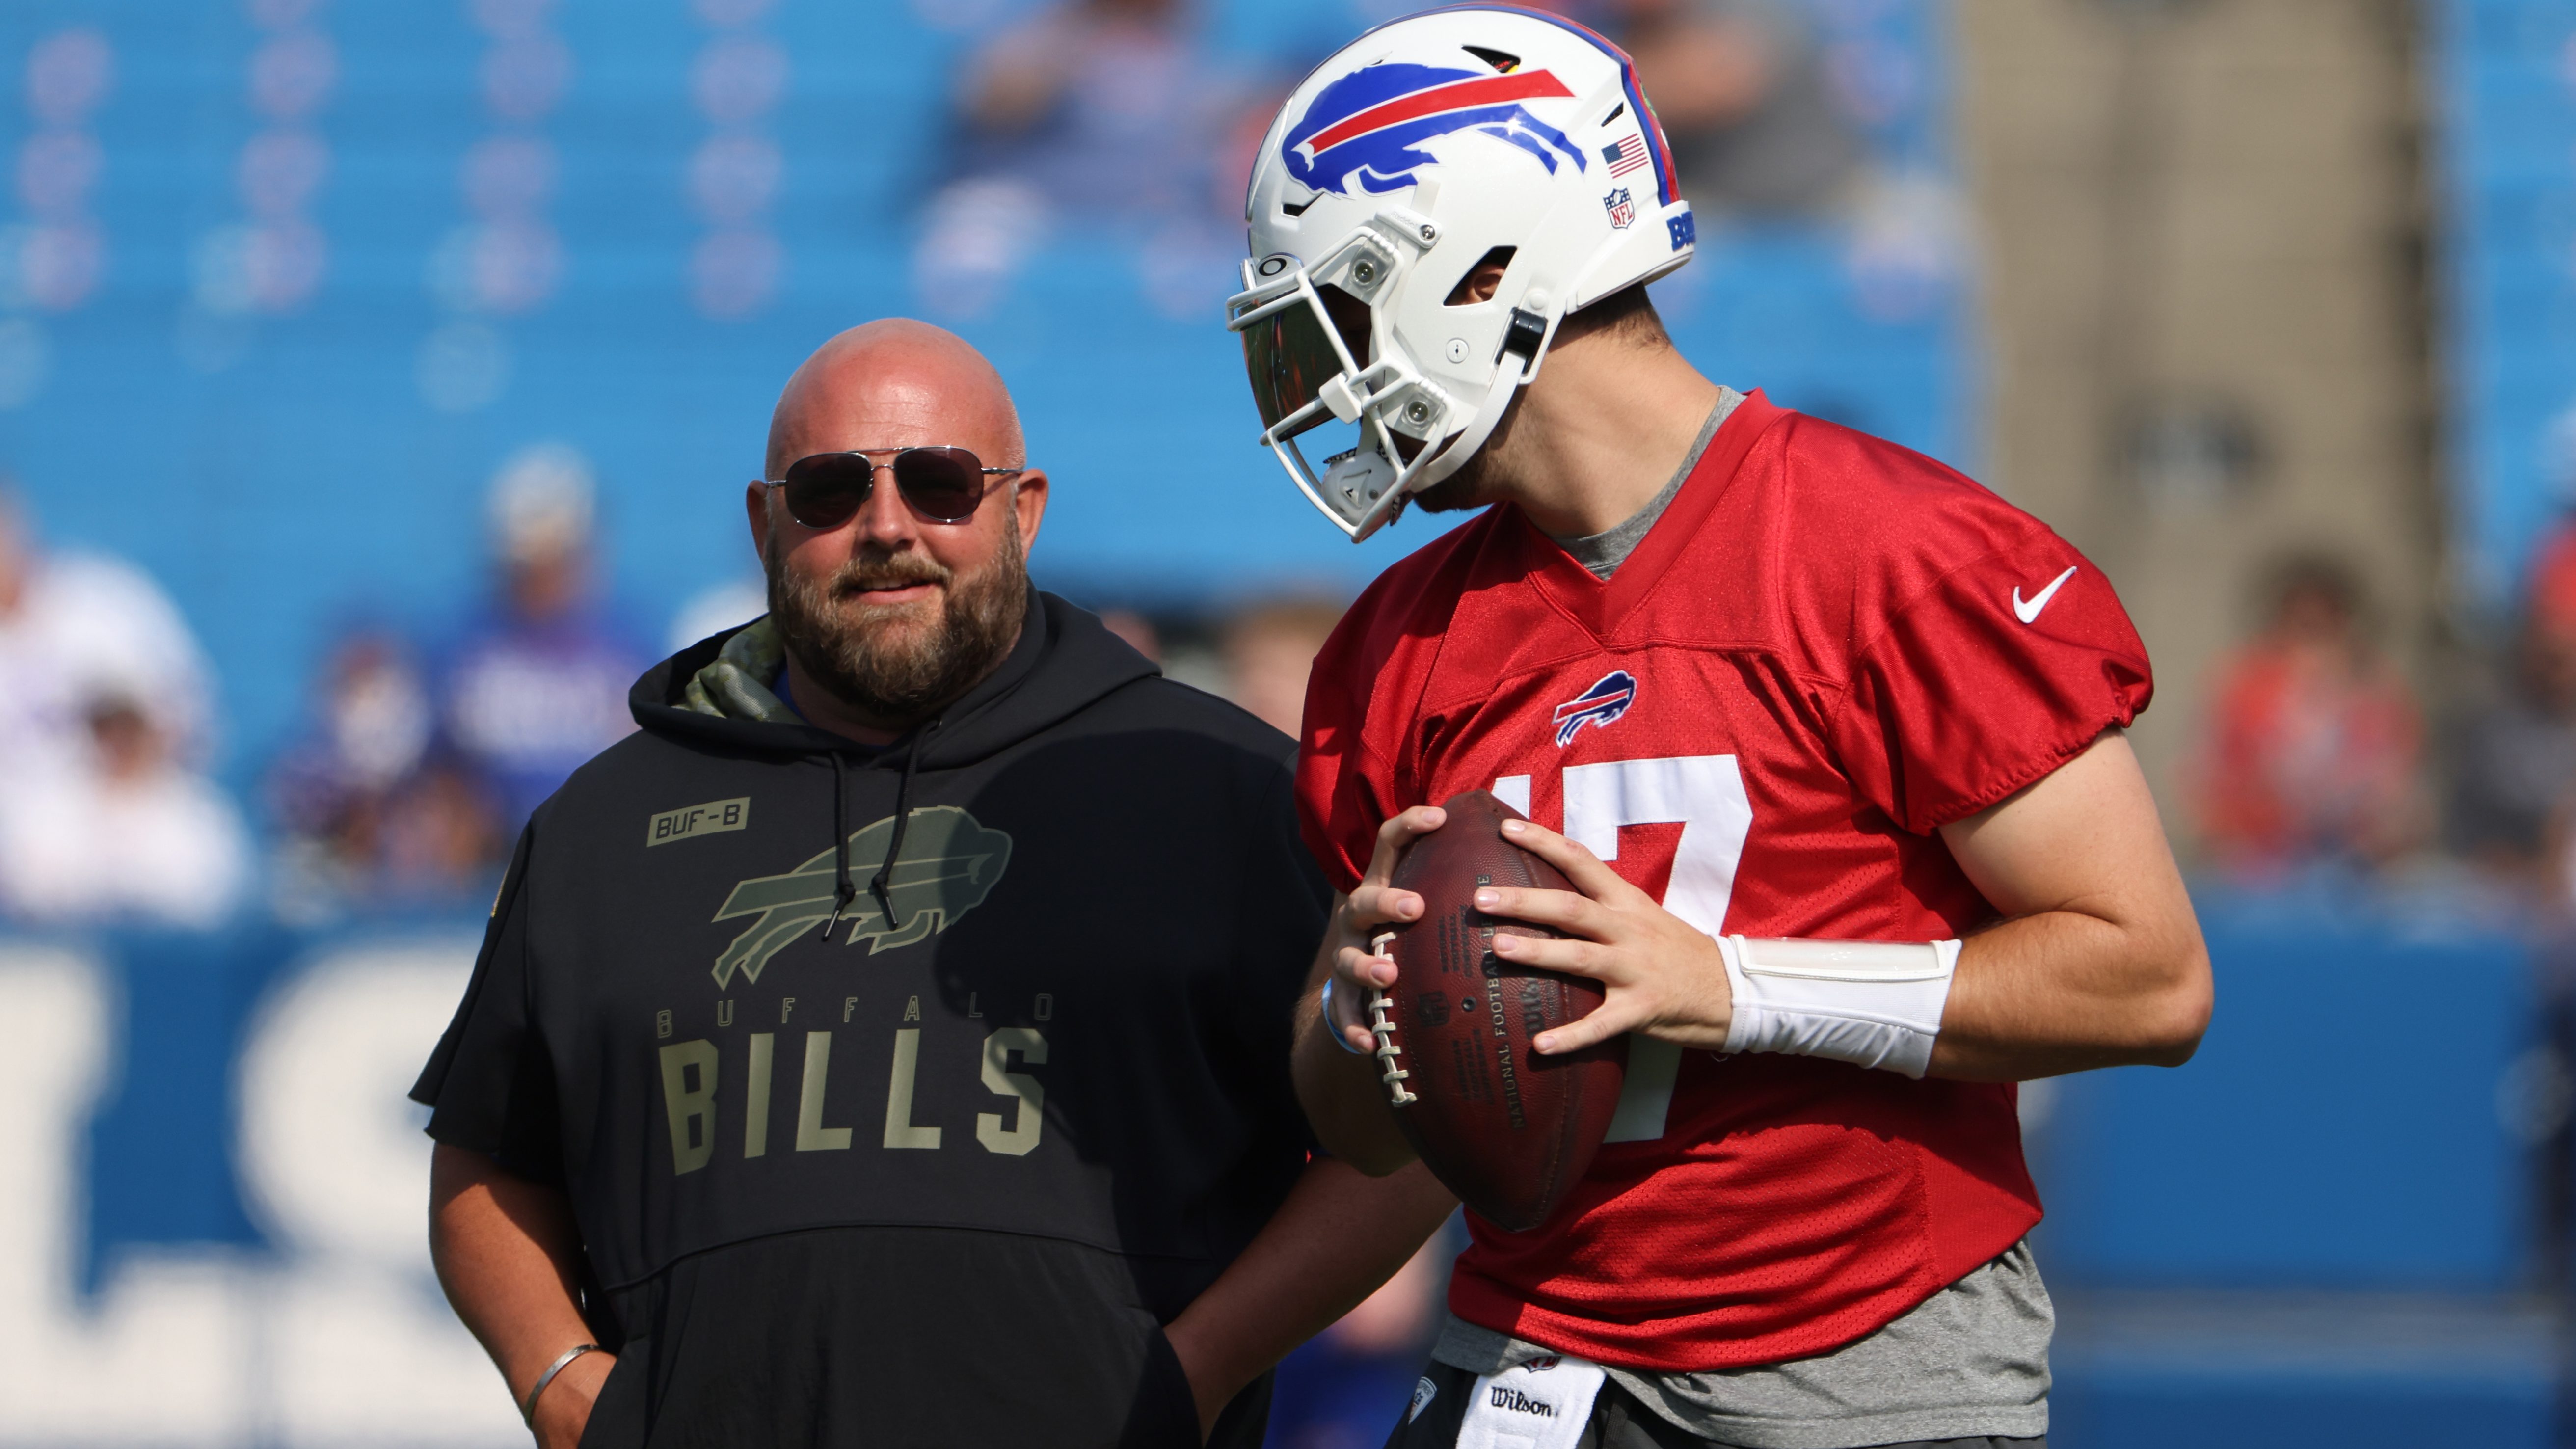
[1381,1361,2045,1449]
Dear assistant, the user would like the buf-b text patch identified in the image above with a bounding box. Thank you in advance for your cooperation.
[648,797,750,847]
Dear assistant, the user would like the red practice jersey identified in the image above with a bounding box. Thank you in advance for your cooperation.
[1296,393,2154,1371]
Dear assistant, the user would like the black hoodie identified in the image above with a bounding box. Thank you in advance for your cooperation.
[413,592,1329,1448]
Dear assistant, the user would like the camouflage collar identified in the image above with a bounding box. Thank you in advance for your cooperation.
[678,617,799,724]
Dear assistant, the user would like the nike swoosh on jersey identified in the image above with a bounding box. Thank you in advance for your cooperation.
[2011,566,2079,624]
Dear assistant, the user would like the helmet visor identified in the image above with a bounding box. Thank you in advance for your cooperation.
[1239,295,1346,440]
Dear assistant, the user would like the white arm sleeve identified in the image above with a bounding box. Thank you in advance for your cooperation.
[1718,936,1961,1079]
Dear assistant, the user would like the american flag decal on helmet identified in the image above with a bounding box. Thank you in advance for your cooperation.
[1551,669,1637,746]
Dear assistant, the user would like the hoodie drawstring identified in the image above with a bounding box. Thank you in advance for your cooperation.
[820,751,857,941]
[872,715,942,931]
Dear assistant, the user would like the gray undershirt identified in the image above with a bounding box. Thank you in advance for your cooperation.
[1477,381,2053,1446]
[1547,388,1743,579]
[1432,1239,2053,1449]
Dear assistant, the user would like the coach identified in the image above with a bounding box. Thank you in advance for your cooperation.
[413,320,1453,1447]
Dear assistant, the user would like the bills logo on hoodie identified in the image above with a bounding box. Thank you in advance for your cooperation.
[710,806,1014,986]
[1551,670,1637,747]
[1282,63,1586,196]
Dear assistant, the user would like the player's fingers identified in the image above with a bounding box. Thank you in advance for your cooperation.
[1499,818,1648,904]
[1488,930,1624,981]
[1337,943,1398,989]
[1313,976,1386,1052]
[1346,882,1425,931]
[1532,993,1646,1055]
[1475,885,1617,941]
[1361,805,1448,886]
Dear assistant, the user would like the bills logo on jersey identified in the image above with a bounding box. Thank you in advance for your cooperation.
[1551,669,1637,746]
[1602,187,1635,229]
[1282,62,1586,196]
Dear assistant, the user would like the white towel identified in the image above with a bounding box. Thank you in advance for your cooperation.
[1452,1354,1606,1449]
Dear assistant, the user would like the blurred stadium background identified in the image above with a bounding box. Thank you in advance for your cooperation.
[0,0,2567,1444]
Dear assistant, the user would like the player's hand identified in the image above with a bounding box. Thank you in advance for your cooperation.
[1476,817,1736,1055]
[1322,805,1448,1052]
[529,1348,614,1449]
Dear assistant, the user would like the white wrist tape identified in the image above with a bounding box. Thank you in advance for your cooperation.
[1718,936,1960,1078]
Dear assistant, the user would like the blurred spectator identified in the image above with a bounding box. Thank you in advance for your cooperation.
[2528,512,2576,642]
[2452,618,2576,898]
[917,0,1263,313]
[268,632,504,912]
[1269,1226,1451,1449]
[951,0,1234,219]
[0,481,215,790]
[1098,607,1163,664]
[0,690,251,928]
[1222,595,1345,737]
[2195,554,2426,874]
[669,575,769,653]
[1589,0,1861,216]
[379,759,509,892]
[437,444,646,830]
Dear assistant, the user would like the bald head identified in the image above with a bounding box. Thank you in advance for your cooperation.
[765,319,1025,480]
[748,321,1049,744]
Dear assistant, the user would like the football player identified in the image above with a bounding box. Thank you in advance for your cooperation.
[1228,9,2212,1448]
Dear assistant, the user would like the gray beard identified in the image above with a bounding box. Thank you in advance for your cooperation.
[764,513,1027,725]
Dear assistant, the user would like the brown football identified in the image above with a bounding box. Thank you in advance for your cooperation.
[1372,789,1626,1232]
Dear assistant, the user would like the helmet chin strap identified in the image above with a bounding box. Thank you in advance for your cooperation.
[1419,350,1530,491]
[1346,345,1536,541]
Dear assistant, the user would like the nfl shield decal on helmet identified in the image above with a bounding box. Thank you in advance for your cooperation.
[1603,187,1635,229]
[1552,669,1637,746]
[1282,63,1586,196]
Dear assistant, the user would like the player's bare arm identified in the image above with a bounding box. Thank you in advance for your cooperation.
[428,1144,614,1449]
[1472,729,2211,1078]
[1290,805,1447,1171]
[1924,727,2212,1078]
[1161,1158,1457,1439]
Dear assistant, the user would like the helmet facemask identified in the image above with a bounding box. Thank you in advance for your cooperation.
[1226,210,1481,541]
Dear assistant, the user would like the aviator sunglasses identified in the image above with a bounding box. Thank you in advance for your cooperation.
[763,446,1021,529]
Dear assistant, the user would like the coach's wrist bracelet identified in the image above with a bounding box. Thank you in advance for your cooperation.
[522,1343,599,1426]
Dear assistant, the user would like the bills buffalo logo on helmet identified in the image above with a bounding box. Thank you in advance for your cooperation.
[1552,669,1637,746]
[1282,62,1588,196]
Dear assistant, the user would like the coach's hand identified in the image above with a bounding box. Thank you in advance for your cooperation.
[1321,805,1449,1052]
[1476,816,1736,1055]
[529,1348,614,1449]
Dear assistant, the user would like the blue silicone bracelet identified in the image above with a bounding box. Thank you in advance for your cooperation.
[1320,978,1366,1054]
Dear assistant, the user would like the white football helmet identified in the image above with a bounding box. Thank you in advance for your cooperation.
[1226,5,1694,541]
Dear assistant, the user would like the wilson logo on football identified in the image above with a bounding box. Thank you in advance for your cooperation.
[1552,669,1637,746]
